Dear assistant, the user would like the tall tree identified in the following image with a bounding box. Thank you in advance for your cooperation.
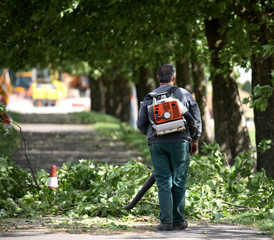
[135,66,155,108]
[229,1,274,177]
[89,76,105,113]
[204,17,251,164]
[191,57,213,150]
[176,57,192,93]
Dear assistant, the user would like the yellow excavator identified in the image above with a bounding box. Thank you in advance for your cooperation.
[29,69,68,107]
[13,71,33,97]
[0,68,12,126]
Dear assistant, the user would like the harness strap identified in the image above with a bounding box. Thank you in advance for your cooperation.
[143,86,178,101]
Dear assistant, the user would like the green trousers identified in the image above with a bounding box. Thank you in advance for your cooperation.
[150,142,190,225]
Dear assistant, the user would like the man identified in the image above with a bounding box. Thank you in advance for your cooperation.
[137,64,202,231]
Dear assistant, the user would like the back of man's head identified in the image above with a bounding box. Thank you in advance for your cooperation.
[157,64,176,83]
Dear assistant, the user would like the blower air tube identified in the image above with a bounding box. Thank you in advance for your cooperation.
[123,173,156,210]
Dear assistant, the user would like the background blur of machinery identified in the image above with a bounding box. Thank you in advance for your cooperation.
[0,68,12,126]
[10,68,68,107]
[69,75,89,95]
[1,67,89,110]
[13,71,33,97]
[29,69,68,107]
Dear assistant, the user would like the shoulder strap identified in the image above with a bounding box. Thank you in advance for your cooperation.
[168,86,178,94]
[143,94,153,101]
[143,86,178,101]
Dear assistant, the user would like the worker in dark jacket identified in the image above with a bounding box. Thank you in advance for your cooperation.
[137,64,202,231]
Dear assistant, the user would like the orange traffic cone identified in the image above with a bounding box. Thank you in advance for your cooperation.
[48,165,58,189]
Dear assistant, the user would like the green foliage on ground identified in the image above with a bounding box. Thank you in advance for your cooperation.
[0,111,273,235]
[0,157,158,219]
[73,112,120,125]
[0,133,18,158]
[0,144,273,234]
[187,143,273,234]
[0,110,20,158]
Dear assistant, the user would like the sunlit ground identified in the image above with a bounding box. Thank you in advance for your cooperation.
[6,93,91,114]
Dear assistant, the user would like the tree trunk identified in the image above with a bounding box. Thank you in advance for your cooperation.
[205,18,251,164]
[135,66,155,107]
[103,68,131,122]
[89,76,105,113]
[176,57,192,93]
[104,74,115,117]
[89,67,131,123]
[115,73,131,122]
[227,0,274,178]
[252,53,274,178]
[247,5,274,178]
[191,58,213,151]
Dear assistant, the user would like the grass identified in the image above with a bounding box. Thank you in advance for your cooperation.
[0,131,19,158]
[73,111,120,124]
[7,112,21,123]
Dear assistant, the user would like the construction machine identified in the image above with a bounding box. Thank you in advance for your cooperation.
[0,68,12,126]
[30,69,68,107]
[13,71,33,97]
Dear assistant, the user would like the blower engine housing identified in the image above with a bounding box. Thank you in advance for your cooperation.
[147,92,188,136]
[153,100,182,124]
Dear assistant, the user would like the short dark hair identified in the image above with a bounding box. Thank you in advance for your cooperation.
[157,64,176,83]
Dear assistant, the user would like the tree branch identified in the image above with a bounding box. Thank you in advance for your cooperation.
[221,200,259,211]
[11,120,40,189]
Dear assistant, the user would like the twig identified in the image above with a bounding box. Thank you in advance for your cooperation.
[221,200,258,210]
[17,124,40,188]
[10,120,40,189]
[203,207,258,213]
[226,208,258,212]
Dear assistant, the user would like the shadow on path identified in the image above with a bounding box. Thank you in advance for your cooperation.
[13,114,143,173]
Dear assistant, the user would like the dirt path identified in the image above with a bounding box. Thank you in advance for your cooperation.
[13,114,143,173]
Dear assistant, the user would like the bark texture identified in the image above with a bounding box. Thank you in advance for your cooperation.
[252,53,274,178]
[89,76,105,113]
[135,66,155,106]
[205,18,251,164]
[191,58,213,151]
[104,70,131,122]
[89,70,130,122]
[176,57,192,93]
[228,0,274,177]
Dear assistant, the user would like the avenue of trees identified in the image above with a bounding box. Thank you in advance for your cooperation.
[0,0,273,177]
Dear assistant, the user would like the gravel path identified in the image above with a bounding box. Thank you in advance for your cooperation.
[12,114,143,173]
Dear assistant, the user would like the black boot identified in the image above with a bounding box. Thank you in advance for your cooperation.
[173,220,188,230]
[157,223,173,231]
